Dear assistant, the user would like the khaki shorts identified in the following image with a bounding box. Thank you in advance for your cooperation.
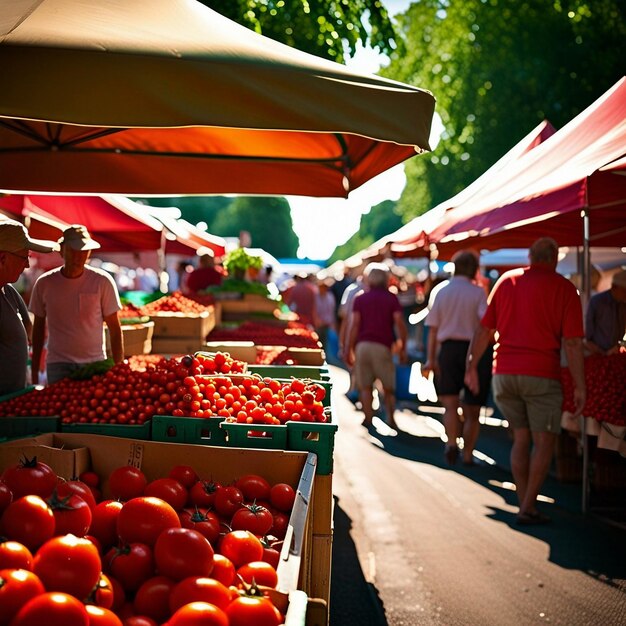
[492,374,563,433]
[354,341,395,391]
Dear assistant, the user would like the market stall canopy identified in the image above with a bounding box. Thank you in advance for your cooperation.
[428,77,626,255]
[0,0,435,198]
[147,212,227,257]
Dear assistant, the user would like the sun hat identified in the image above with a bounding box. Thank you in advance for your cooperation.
[611,269,626,289]
[0,218,59,253]
[58,224,101,251]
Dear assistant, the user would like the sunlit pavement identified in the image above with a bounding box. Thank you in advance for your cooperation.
[327,365,626,626]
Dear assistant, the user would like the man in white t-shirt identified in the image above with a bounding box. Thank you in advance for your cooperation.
[29,225,124,384]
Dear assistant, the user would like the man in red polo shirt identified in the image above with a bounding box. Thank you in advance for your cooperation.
[465,237,585,525]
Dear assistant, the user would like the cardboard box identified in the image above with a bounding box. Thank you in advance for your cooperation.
[311,474,334,534]
[204,341,258,363]
[150,337,206,356]
[288,347,326,366]
[150,308,216,340]
[106,321,154,358]
[0,433,89,479]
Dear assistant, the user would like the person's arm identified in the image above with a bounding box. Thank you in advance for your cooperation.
[393,310,409,364]
[464,325,494,394]
[564,336,586,417]
[104,312,124,364]
[345,310,361,367]
[31,315,46,385]
[421,324,439,378]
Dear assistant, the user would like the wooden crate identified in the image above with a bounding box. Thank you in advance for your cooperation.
[150,308,216,340]
[150,337,206,356]
[106,321,154,357]
[204,341,258,363]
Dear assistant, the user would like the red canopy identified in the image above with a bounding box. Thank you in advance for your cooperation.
[428,77,626,254]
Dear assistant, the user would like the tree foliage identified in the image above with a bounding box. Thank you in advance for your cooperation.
[382,0,626,221]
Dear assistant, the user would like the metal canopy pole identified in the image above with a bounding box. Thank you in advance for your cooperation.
[581,208,591,514]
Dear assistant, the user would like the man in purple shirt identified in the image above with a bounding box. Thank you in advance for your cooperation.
[346,263,408,430]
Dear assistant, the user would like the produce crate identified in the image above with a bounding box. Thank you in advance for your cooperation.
[288,417,337,475]
[151,415,227,446]
[287,347,325,366]
[248,364,331,381]
[244,293,280,314]
[150,308,216,340]
[150,337,206,356]
[60,420,152,440]
[220,421,289,450]
[0,416,60,440]
[106,321,154,357]
[203,340,257,363]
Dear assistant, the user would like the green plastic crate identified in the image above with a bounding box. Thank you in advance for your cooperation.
[287,411,337,475]
[0,415,60,439]
[60,420,152,440]
[152,415,227,446]
[220,421,288,450]
[247,365,331,381]
[0,385,37,404]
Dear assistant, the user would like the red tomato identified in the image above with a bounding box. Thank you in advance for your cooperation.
[144,478,187,511]
[79,471,100,489]
[33,535,101,601]
[213,486,244,518]
[0,481,12,513]
[85,604,124,626]
[271,512,290,540]
[90,500,124,550]
[210,554,236,587]
[261,542,281,569]
[189,479,222,508]
[133,576,176,624]
[237,561,279,588]
[108,467,147,501]
[123,617,158,626]
[179,508,221,545]
[91,574,115,610]
[169,576,231,614]
[1,458,56,501]
[10,592,89,626]
[0,568,45,626]
[168,601,229,626]
[226,595,282,626]
[56,479,97,511]
[231,503,273,536]
[219,531,264,568]
[116,497,181,547]
[47,492,92,537]
[104,543,154,593]
[168,465,198,489]
[235,474,271,501]
[1,496,55,551]
[269,483,296,513]
[154,528,214,581]
[0,541,33,571]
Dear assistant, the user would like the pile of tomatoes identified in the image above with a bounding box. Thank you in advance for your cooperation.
[207,321,320,349]
[0,457,296,625]
[561,352,626,425]
[254,347,293,366]
[140,292,213,316]
[0,353,326,426]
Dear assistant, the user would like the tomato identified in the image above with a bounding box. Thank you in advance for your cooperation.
[1,457,57,500]
[85,604,124,626]
[144,478,187,511]
[269,483,296,513]
[116,497,181,547]
[33,535,101,600]
[90,500,124,550]
[168,465,198,489]
[91,574,115,610]
[179,508,221,545]
[226,595,282,626]
[167,601,229,626]
[271,512,289,540]
[236,561,279,588]
[47,491,92,537]
[231,503,273,536]
[0,481,12,513]
[210,554,236,587]
[10,592,89,626]
[123,617,158,626]
[79,471,100,489]
[56,479,97,511]
[213,485,244,518]
[219,530,264,568]
[0,541,33,571]
[235,474,271,501]
[133,576,176,624]
[104,543,154,593]
[108,467,147,501]
[154,528,214,581]
[189,479,221,508]
[169,576,231,614]
[1,496,55,551]
[0,568,45,626]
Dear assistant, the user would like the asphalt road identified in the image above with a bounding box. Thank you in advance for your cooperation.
[327,366,626,625]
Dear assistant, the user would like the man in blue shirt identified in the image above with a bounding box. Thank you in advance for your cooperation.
[585,269,626,356]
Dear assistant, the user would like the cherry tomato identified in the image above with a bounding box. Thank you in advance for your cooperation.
[219,530,264,568]
[10,592,89,626]
[237,561,279,588]
[1,496,55,551]
[213,486,244,518]
[133,576,176,624]
[104,543,154,593]
[116,497,181,547]
[210,554,236,587]
[169,576,231,614]
[154,528,214,581]
[235,474,271,501]
[0,541,33,571]
[144,478,187,511]
[226,595,282,626]
[231,503,273,536]
[33,535,101,601]
[179,508,221,545]
[1,457,56,500]
[108,467,147,501]
[0,568,45,626]
[269,483,296,513]
[168,601,229,626]
[85,604,124,626]
[189,479,222,508]
[168,465,198,489]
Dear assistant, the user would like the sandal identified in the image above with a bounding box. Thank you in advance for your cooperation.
[516,511,551,526]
